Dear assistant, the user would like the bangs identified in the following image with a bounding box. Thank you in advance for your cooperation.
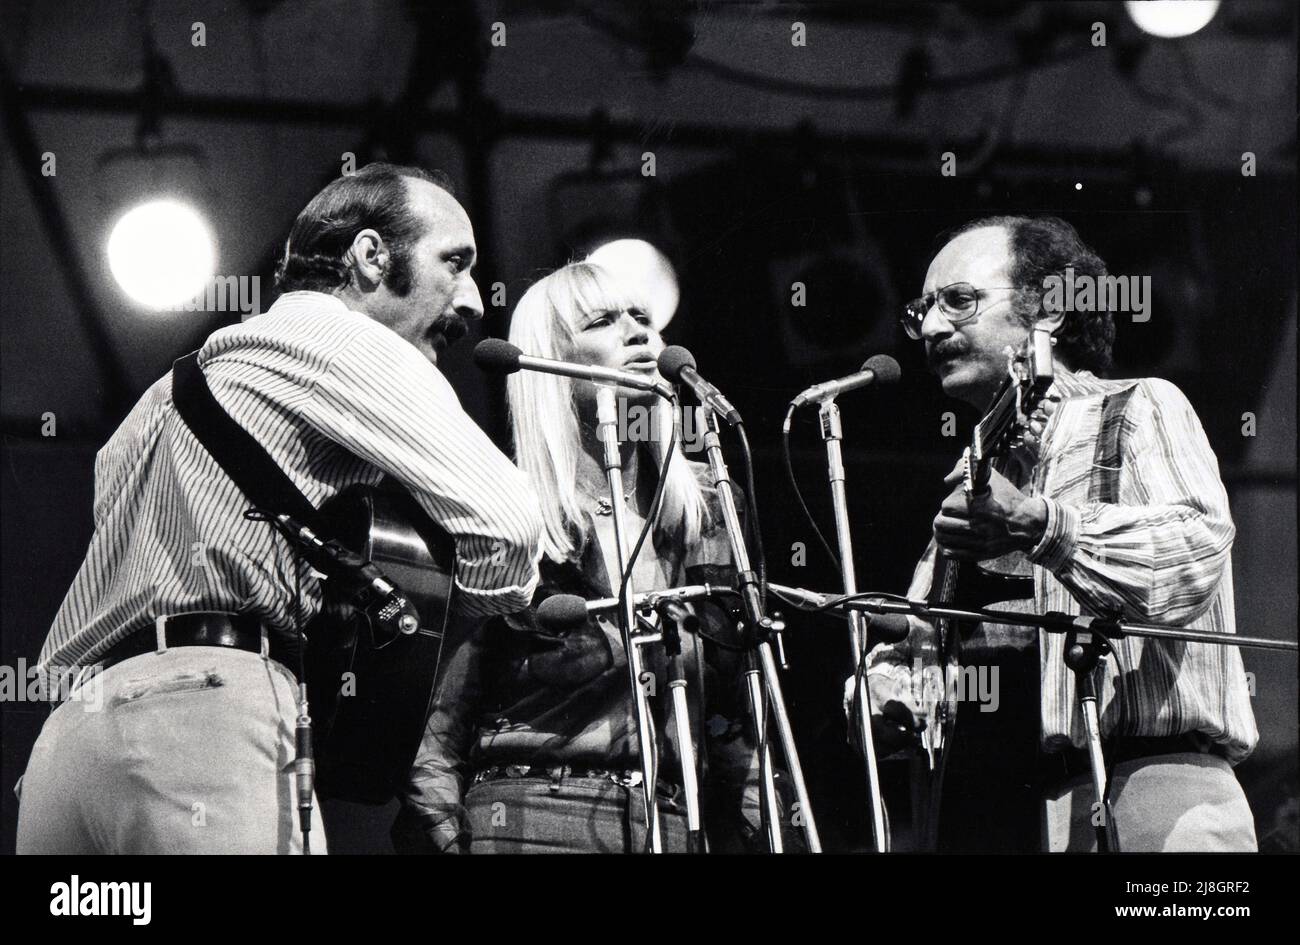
[549,262,649,328]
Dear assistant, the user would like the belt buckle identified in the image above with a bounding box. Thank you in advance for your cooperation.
[611,769,643,789]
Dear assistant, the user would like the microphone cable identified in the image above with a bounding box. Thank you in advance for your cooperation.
[244,507,315,854]
[781,404,843,573]
[611,395,678,853]
[734,422,767,609]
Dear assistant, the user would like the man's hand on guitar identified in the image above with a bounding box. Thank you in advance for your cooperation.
[932,462,1048,562]
[843,673,925,755]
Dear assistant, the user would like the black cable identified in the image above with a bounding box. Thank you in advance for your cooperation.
[726,422,781,848]
[291,541,311,856]
[244,507,314,855]
[781,404,842,572]
[734,422,767,607]
[617,394,678,609]
[809,589,914,615]
[613,395,678,853]
[1098,632,1126,853]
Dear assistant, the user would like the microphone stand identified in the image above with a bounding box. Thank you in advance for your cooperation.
[793,589,1297,854]
[657,605,705,852]
[1063,626,1120,853]
[595,386,662,852]
[701,411,822,852]
[817,397,889,852]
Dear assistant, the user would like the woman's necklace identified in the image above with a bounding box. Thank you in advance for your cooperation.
[591,489,636,517]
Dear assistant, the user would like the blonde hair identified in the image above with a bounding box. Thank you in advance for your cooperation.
[507,261,711,564]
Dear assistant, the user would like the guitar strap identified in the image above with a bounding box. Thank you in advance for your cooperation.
[170,350,336,573]
[1088,387,1137,505]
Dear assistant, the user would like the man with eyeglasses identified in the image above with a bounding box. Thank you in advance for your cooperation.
[863,215,1257,852]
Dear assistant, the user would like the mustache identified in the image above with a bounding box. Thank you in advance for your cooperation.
[927,337,968,369]
[430,313,468,344]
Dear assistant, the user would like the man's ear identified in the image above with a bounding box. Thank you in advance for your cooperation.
[346,229,388,290]
[1036,281,1067,334]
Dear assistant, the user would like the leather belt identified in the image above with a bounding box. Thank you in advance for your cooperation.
[95,613,299,681]
[1040,733,1226,784]
[471,764,680,798]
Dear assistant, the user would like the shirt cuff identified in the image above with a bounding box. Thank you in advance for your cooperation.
[1026,497,1080,573]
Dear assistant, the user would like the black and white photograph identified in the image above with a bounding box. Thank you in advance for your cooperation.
[1,0,1295,923]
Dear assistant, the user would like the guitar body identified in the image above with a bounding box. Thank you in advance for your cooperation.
[909,328,1055,850]
[912,548,962,851]
[306,481,458,804]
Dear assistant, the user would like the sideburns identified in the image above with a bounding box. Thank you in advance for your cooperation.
[381,244,415,296]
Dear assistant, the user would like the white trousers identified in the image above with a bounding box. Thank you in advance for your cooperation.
[16,645,326,854]
[1043,752,1257,852]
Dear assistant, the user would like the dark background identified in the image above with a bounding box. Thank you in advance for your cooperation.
[2,0,1295,853]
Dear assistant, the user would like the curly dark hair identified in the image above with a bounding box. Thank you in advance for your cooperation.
[274,162,457,295]
[942,215,1115,374]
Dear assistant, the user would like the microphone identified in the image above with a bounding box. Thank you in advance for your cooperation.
[657,346,742,425]
[530,594,612,686]
[267,513,420,639]
[866,613,911,645]
[475,338,673,401]
[655,598,701,634]
[790,354,901,409]
[535,594,592,635]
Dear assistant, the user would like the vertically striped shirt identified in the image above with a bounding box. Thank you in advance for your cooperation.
[868,368,1259,763]
[38,291,543,673]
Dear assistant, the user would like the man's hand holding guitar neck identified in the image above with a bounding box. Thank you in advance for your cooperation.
[932,461,1049,563]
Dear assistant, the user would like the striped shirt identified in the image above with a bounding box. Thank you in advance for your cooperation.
[869,368,1259,763]
[38,291,543,674]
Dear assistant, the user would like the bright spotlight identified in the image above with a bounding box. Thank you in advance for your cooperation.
[1125,1,1220,39]
[585,238,680,331]
[107,199,216,309]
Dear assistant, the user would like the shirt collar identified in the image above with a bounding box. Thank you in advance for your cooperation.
[1048,364,1137,401]
[268,290,349,315]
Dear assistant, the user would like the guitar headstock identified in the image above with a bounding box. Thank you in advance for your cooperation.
[1015,326,1055,426]
[973,327,1057,464]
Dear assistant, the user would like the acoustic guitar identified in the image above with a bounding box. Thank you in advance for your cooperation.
[911,326,1055,849]
[305,481,458,804]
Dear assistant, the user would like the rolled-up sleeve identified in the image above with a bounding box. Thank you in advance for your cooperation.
[301,323,542,617]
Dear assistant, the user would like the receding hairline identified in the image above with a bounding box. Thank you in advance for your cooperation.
[926,224,1014,286]
[398,175,471,233]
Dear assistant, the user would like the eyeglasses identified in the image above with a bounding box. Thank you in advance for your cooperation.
[899,283,1026,340]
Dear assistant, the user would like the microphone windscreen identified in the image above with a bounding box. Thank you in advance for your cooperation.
[473,338,523,373]
[868,613,911,644]
[656,345,697,384]
[864,354,902,386]
[536,594,591,634]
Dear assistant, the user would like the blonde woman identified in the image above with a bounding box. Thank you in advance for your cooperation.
[394,261,769,853]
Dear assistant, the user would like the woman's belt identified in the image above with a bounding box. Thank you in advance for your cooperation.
[471,764,680,797]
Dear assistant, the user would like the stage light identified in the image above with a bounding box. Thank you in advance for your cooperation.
[586,238,680,331]
[107,199,216,309]
[1125,1,1220,39]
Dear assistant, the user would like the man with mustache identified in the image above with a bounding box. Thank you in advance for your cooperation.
[863,215,1257,852]
[16,163,543,854]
